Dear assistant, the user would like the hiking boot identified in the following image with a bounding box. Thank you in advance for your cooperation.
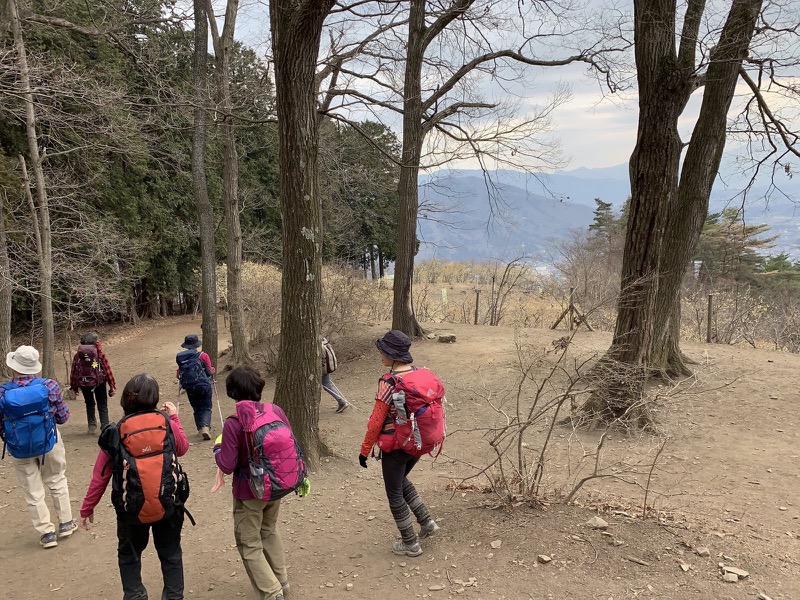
[199,427,211,440]
[87,424,97,435]
[40,532,58,548]
[280,581,290,594]
[335,401,350,413]
[392,539,423,557]
[419,519,439,539]
[58,520,78,538]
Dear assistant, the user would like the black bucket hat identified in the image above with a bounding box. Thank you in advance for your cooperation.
[181,334,202,349]
[375,330,413,364]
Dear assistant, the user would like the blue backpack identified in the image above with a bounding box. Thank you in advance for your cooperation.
[176,350,211,393]
[0,378,57,460]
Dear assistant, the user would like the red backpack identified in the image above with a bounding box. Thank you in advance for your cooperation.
[377,368,446,458]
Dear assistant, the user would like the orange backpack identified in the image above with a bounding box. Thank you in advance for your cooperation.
[99,411,190,523]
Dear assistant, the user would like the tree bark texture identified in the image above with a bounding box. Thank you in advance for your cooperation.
[11,0,54,377]
[270,0,334,468]
[392,0,426,337]
[650,0,764,374]
[192,0,218,369]
[207,0,251,365]
[0,189,11,360]
[609,0,691,371]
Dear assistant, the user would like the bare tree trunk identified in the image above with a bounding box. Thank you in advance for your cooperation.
[369,245,377,280]
[392,0,426,337]
[270,0,333,468]
[588,0,764,424]
[0,189,11,360]
[10,0,54,377]
[192,0,218,369]
[651,0,764,374]
[206,0,250,365]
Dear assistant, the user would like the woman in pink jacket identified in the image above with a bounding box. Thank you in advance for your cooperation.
[80,374,189,600]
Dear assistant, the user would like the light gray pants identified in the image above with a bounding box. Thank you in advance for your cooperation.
[12,430,73,536]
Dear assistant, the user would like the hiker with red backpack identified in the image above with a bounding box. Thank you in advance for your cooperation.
[1,345,76,549]
[69,331,116,434]
[175,334,215,440]
[80,373,190,600]
[359,330,444,557]
[213,365,308,600]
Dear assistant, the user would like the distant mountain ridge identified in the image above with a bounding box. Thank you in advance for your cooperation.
[417,163,800,261]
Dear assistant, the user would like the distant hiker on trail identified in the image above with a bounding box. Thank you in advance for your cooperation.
[321,336,350,413]
[212,365,309,600]
[359,330,445,557]
[80,373,190,600]
[175,333,215,440]
[69,331,116,434]
[0,345,77,549]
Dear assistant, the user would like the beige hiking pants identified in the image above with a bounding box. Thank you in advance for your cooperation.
[233,497,287,600]
[12,430,73,536]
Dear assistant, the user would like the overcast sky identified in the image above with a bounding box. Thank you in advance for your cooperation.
[222,0,790,174]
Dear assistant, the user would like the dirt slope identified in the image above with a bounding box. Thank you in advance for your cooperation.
[0,316,798,599]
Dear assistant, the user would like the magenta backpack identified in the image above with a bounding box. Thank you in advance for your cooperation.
[234,401,306,501]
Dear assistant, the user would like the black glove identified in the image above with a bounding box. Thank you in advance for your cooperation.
[358,454,368,468]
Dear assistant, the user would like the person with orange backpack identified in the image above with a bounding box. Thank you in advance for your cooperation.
[69,331,116,434]
[213,366,308,600]
[79,374,190,600]
[359,330,445,557]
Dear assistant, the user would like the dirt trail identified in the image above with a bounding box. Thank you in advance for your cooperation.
[0,316,798,599]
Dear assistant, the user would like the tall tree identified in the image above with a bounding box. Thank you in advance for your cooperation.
[192,0,218,368]
[589,0,784,422]
[0,182,11,360]
[318,0,619,336]
[9,0,54,376]
[270,0,335,467]
[206,0,251,365]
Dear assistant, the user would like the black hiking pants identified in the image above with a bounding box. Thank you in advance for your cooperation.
[381,449,432,544]
[81,385,109,429]
[117,511,184,600]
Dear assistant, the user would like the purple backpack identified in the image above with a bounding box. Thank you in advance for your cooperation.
[234,401,306,501]
[75,344,104,388]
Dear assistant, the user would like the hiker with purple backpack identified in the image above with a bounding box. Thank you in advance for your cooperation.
[69,331,116,434]
[212,365,308,600]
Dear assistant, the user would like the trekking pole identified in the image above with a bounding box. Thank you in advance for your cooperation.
[213,380,225,428]
[175,383,181,415]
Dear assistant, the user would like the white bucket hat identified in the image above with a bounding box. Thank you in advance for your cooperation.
[6,345,43,375]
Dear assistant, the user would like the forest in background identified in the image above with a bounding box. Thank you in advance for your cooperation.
[0,0,400,332]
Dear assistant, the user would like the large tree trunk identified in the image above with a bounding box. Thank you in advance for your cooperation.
[392,0,426,337]
[10,0,54,377]
[585,0,693,422]
[650,0,764,373]
[0,188,11,360]
[192,0,218,369]
[270,0,333,468]
[207,0,250,365]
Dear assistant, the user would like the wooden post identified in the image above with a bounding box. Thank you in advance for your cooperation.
[474,289,480,325]
[706,294,713,343]
[568,287,575,332]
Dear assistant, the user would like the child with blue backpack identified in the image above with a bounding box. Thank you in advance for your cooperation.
[212,365,308,600]
[175,334,215,440]
[0,345,76,549]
